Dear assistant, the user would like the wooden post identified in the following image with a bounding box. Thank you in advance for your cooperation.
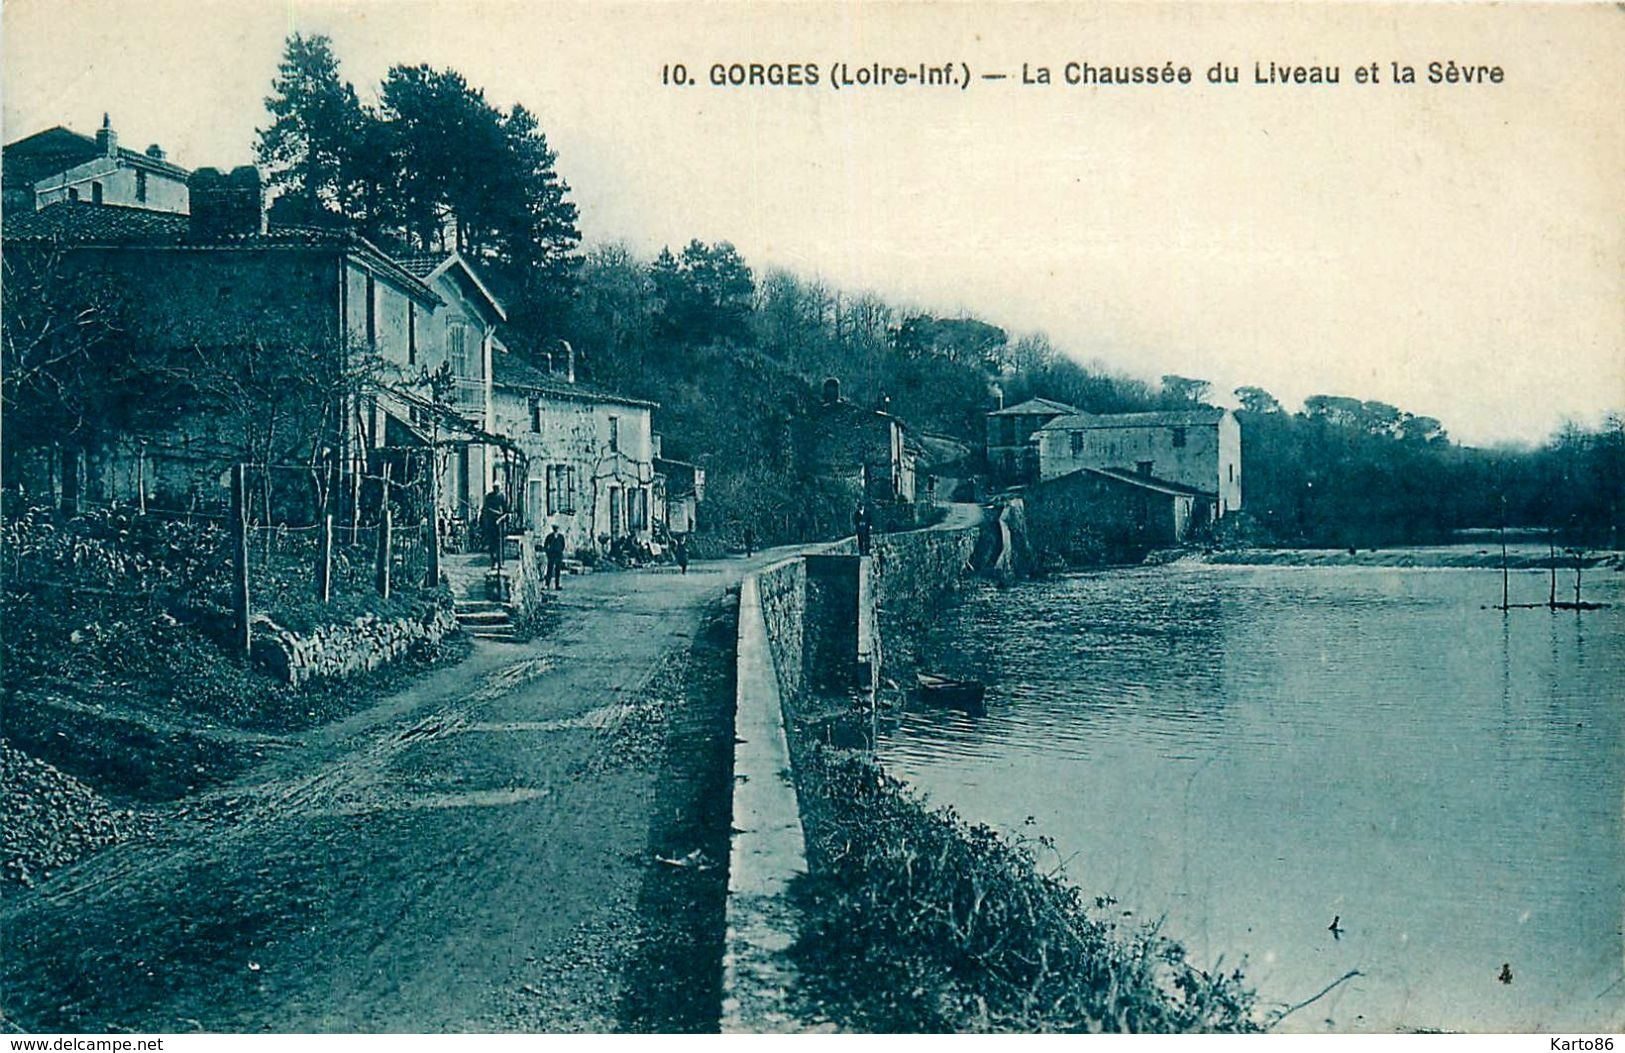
[231,463,252,659]
[1499,495,1508,611]
[375,462,392,599]
[1548,529,1557,607]
[317,513,333,603]
[426,447,441,589]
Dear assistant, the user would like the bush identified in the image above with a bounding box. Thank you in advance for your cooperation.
[792,749,1260,1033]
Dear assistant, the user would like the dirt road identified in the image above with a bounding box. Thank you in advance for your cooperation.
[1,554,779,1033]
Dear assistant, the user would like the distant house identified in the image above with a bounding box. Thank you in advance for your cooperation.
[799,378,917,506]
[653,450,705,535]
[1034,407,1242,518]
[0,168,511,520]
[985,396,1081,485]
[1025,466,1204,560]
[3,116,190,215]
[487,351,658,555]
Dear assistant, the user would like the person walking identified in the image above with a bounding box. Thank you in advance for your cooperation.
[674,533,690,574]
[481,481,508,569]
[543,524,566,590]
[743,525,755,558]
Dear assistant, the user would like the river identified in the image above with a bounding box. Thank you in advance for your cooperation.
[879,559,1624,1033]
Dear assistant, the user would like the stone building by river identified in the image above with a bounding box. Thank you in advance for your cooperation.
[1033,407,1241,517]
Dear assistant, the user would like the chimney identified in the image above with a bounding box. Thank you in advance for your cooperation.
[990,383,1005,410]
[652,434,663,458]
[144,144,166,162]
[561,340,576,384]
[95,114,117,157]
[822,377,841,405]
[187,165,265,238]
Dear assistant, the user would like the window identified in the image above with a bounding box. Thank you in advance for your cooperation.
[91,182,103,205]
[365,273,377,348]
[1228,463,1235,482]
[407,302,417,365]
[1137,460,1154,477]
[448,324,468,374]
[631,488,649,530]
[68,187,80,202]
[546,464,576,515]
[608,416,619,452]
[1171,427,1187,448]
[1070,431,1084,456]
[530,399,542,433]
[135,170,148,203]
[608,485,623,536]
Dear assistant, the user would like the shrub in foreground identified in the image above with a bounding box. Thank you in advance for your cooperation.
[792,749,1260,1033]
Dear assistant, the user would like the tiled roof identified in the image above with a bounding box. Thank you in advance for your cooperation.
[3,125,191,184]
[1040,407,1227,430]
[1086,466,1214,498]
[1047,466,1215,499]
[3,202,440,305]
[491,353,658,409]
[3,201,189,240]
[394,253,446,278]
[989,396,1081,417]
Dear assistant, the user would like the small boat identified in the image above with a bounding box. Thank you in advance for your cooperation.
[916,672,987,714]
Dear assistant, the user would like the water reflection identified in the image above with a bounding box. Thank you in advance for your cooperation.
[882,563,1625,1033]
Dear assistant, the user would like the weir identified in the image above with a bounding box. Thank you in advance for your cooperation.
[720,517,981,1030]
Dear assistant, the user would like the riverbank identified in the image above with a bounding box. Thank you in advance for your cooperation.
[1199,544,1624,570]
[728,516,1268,1032]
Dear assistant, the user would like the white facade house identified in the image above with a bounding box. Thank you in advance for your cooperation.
[489,355,658,556]
[1033,407,1242,516]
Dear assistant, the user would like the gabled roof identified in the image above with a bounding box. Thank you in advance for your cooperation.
[1050,466,1215,499]
[2,201,441,306]
[491,352,658,409]
[395,252,507,323]
[4,125,191,183]
[1040,407,1228,431]
[989,397,1081,417]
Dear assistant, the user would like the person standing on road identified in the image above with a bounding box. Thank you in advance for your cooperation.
[854,503,873,556]
[674,533,689,574]
[543,524,566,590]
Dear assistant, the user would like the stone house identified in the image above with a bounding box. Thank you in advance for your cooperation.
[985,396,1080,486]
[653,451,705,535]
[3,117,190,215]
[487,353,658,556]
[0,168,507,520]
[1034,407,1242,518]
[798,378,917,507]
[1025,465,1202,561]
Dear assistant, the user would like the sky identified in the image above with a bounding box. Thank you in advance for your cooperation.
[5,0,1622,446]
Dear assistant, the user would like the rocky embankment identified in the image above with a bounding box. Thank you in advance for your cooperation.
[1,740,151,889]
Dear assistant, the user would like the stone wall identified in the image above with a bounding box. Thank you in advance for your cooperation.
[753,557,807,703]
[866,525,980,637]
[251,594,458,686]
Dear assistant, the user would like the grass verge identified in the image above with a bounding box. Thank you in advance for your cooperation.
[787,746,1261,1033]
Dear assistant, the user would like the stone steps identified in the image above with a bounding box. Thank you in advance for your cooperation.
[454,597,518,642]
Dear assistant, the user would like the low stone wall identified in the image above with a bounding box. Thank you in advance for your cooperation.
[754,557,807,703]
[866,525,980,638]
[251,595,458,686]
[721,519,984,1029]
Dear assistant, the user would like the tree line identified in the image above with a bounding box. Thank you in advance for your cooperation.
[5,32,1619,553]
